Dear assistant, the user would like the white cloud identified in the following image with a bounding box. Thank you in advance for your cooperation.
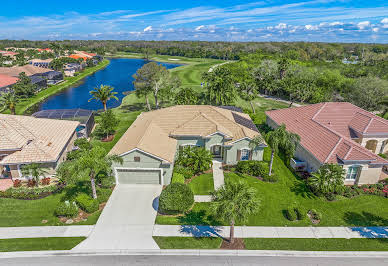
[381,18,388,24]
[357,21,370,29]
[372,27,379,32]
[275,23,287,29]
[143,26,152,32]
[305,24,318,30]
[329,21,343,26]
[195,25,205,31]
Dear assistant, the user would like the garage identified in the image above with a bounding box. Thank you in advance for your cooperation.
[116,168,162,185]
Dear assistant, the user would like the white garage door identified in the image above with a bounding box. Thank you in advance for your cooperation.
[116,169,161,184]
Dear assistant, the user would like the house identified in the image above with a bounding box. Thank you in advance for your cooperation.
[29,59,53,69]
[63,63,82,77]
[266,102,388,185]
[0,65,50,77]
[0,114,79,179]
[33,71,63,85]
[29,75,47,90]
[0,74,18,93]
[109,105,266,185]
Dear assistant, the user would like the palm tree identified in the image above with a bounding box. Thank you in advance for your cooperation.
[177,147,213,174]
[211,181,260,243]
[89,85,118,111]
[64,146,123,199]
[0,92,18,115]
[21,163,49,187]
[308,164,345,196]
[249,135,265,151]
[266,125,300,176]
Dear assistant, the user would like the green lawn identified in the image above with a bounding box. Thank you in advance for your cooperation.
[0,237,85,252]
[244,238,388,251]
[188,174,214,195]
[153,236,222,249]
[9,59,110,115]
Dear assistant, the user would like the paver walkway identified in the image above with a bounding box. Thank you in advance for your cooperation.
[153,225,388,239]
[0,226,94,239]
[75,184,162,250]
[212,159,224,190]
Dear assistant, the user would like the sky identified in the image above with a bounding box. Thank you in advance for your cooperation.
[1,0,387,43]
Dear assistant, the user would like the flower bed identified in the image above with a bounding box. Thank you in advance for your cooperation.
[0,184,63,200]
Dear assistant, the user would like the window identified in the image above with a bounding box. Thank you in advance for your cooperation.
[134,156,140,162]
[240,149,250,161]
[345,165,361,180]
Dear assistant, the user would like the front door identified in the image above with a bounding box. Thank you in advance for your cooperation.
[211,145,222,158]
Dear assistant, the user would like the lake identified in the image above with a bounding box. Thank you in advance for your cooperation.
[39,58,182,110]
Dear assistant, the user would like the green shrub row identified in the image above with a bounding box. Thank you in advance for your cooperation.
[75,194,99,213]
[174,166,194,179]
[159,183,194,215]
[96,188,112,204]
[55,201,79,218]
[285,206,305,221]
[0,185,61,200]
[236,161,269,177]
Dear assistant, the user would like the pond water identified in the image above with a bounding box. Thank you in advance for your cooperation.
[39,58,182,110]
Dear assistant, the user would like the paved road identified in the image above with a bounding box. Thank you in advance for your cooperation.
[74,184,162,250]
[2,255,388,265]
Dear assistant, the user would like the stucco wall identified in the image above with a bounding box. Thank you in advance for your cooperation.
[361,136,388,154]
[113,150,173,185]
[294,144,322,172]
[343,163,383,185]
[204,133,225,150]
[225,138,264,165]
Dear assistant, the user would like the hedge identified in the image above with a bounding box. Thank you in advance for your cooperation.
[236,161,269,177]
[0,185,62,200]
[55,201,79,217]
[172,173,185,184]
[75,194,99,213]
[159,183,194,214]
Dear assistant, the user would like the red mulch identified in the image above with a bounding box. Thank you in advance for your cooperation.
[101,134,115,142]
[220,238,246,250]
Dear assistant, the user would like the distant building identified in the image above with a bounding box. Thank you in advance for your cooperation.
[29,59,53,68]
[34,71,63,85]
[63,63,82,77]
[0,74,18,93]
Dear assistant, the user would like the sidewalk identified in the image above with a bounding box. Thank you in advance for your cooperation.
[0,225,94,239]
[153,225,388,239]
[212,159,224,190]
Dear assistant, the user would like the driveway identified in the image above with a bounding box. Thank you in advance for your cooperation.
[75,184,162,250]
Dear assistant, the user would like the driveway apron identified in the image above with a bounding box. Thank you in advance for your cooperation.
[75,184,162,250]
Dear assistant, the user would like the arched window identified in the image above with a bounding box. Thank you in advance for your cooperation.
[365,140,378,153]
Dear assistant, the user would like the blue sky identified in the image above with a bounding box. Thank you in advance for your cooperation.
[1,0,387,42]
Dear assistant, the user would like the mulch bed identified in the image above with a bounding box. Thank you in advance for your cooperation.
[307,211,320,225]
[220,238,245,250]
[101,134,115,142]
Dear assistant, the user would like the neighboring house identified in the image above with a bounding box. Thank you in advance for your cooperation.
[266,102,388,185]
[109,105,266,185]
[29,59,53,68]
[33,71,63,85]
[0,65,50,77]
[63,63,82,77]
[0,74,18,93]
[0,114,79,179]
[29,75,47,91]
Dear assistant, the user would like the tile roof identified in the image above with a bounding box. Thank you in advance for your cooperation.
[109,105,262,162]
[0,74,18,88]
[0,114,79,165]
[266,102,388,166]
[0,65,50,77]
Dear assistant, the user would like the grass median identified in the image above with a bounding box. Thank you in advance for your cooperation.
[0,237,86,252]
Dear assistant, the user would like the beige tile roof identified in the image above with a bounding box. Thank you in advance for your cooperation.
[109,105,261,162]
[0,65,50,77]
[0,114,79,165]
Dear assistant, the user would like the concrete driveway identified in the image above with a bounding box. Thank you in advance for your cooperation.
[75,184,162,250]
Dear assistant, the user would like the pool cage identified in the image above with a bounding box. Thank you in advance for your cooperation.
[32,109,95,138]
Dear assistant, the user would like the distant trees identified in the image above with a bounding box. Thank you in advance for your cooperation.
[50,57,79,71]
[0,92,18,115]
[174,87,199,105]
[202,67,236,105]
[89,85,118,111]
[93,109,119,140]
[12,72,36,98]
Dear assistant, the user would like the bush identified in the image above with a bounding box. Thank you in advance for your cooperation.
[308,209,322,220]
[285,206,297,221]
[159,183,194,214]
[13,179,22,188]
[75,194,99,213]
[55,201,79,217]
[100,177,115,188]
[174,166,194,180]
[295,206,305,220]
[325,193,336,201]
[0,185,60,200]
[172,173,185,184]
[27,179,36,187]
[262,173,278,183]
[41,177,51,186]
[236,161,269,177]
[96,188,112,204]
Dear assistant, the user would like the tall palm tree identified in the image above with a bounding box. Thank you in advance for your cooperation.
[211,181,260,243]
[0,92,18,115]
[89,85,118,111]
[64,146,123,199]
[266,124,300,176]
[21,163,49,187]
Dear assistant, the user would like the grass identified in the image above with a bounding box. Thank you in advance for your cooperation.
[188,173,214,195]
[153,236,222,249]
[0,237,85,252]
[7,59,110,115]
[244,238,388,251]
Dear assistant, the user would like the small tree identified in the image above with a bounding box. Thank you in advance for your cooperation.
[266,125,300,176]
[249,135,265,152]
[174,87,199,105]
[308,164,345,196]
[21,163,49,187]
[0,92,19,115]
[211,181,260,243]
[176,147,213,174]
[93,109,119,140]
[89,85,118,111]
[202,67,236,105]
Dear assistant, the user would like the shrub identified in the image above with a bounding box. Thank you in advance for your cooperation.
[285,206,297,221]
[343,186,354,198]
[172,173,185,184]
[41,177,51,186]
[325,193,336,201]
[159,183,194,214]
[0,185,60,200]
[13,179,22,188]
[176,146,213,174]
[262,173,278,183]
[236,161,269,177]
[174,166,194,180]
[308,209,322,220]
[96,188,112,204]
[27,179,36,187]
[55,201,79,217]
[100,177,115,188]
[75,194,99,213]
[294,206,306,220]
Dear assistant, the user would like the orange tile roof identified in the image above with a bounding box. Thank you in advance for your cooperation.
[0,74,19,88]
[266,102,388,166]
